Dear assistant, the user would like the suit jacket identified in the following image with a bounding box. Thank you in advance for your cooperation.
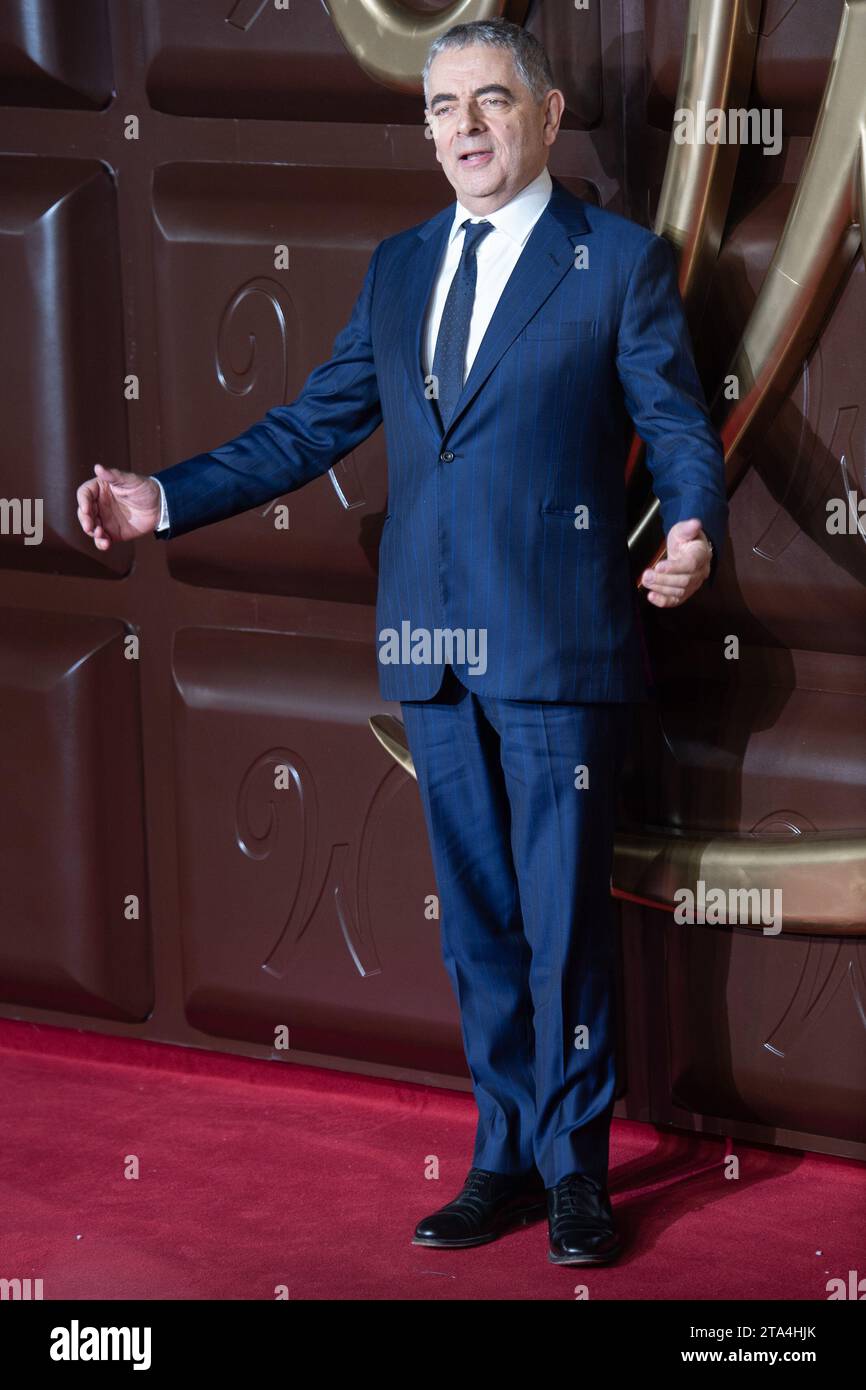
[154,176,728,702]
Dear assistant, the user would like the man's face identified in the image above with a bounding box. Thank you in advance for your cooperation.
[425,44,564,213]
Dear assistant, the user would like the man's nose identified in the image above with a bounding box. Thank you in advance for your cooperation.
[455,101,486,136]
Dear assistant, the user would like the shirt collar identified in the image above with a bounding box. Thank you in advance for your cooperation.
[449,165,553,248]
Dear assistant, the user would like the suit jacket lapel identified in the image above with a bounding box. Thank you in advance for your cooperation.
[399,205,453,443]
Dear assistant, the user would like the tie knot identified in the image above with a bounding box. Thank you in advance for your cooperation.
[460,219,494,258]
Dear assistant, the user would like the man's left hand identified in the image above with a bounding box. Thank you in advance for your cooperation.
[641,518,712,608]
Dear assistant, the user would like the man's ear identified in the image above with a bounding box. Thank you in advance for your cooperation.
[425,111,442,165]
[543,89,566,146]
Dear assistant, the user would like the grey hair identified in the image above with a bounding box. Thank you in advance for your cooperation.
[423,18,555,106]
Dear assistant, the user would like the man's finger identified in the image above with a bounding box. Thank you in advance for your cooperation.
[656,551,710,573]
[666,547,706,557]
[77,484,102,534]
[651,564,703,582]
[646,581,689,598]
[76,479,98,514]
[643,567,693,588]
[94,463,140,490]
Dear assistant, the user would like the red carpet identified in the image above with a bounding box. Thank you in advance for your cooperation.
[0,1019,862,1301]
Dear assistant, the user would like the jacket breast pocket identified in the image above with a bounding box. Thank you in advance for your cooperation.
[523,318,598,341]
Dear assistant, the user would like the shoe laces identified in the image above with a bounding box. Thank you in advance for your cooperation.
[449,1168,497,1216]
[556,1173,606,1218]
[462,1168,495,1196]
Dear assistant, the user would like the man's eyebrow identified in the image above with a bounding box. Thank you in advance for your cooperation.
[429,84,516,109]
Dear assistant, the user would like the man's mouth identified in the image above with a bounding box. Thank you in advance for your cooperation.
[459,149,495,166]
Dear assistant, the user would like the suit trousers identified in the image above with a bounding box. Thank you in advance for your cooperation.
[400,664,634,1188]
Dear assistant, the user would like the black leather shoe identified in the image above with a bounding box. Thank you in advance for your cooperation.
[547,1173,621,1265]
[412,1167,547,1248]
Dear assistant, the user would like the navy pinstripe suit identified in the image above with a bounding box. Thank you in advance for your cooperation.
[154,177,727,1185]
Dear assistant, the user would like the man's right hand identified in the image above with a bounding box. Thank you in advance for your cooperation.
[76,464,161,550]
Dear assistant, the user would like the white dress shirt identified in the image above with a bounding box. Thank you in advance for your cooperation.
[154,166,553,533]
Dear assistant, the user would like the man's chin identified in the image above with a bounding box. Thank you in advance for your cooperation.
[450,164,503,203]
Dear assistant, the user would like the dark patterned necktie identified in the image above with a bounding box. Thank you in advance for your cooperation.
[431,218,495,431]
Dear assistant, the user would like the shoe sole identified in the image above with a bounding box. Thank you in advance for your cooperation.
[411,1197,548,1249]
[547,1239,622,1266]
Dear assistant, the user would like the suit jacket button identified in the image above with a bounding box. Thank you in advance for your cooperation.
[440,450,455,462]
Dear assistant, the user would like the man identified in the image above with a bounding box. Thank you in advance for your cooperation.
[77,20,727,1265]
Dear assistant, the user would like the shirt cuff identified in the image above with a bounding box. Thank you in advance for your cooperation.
[153,477,170,532]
